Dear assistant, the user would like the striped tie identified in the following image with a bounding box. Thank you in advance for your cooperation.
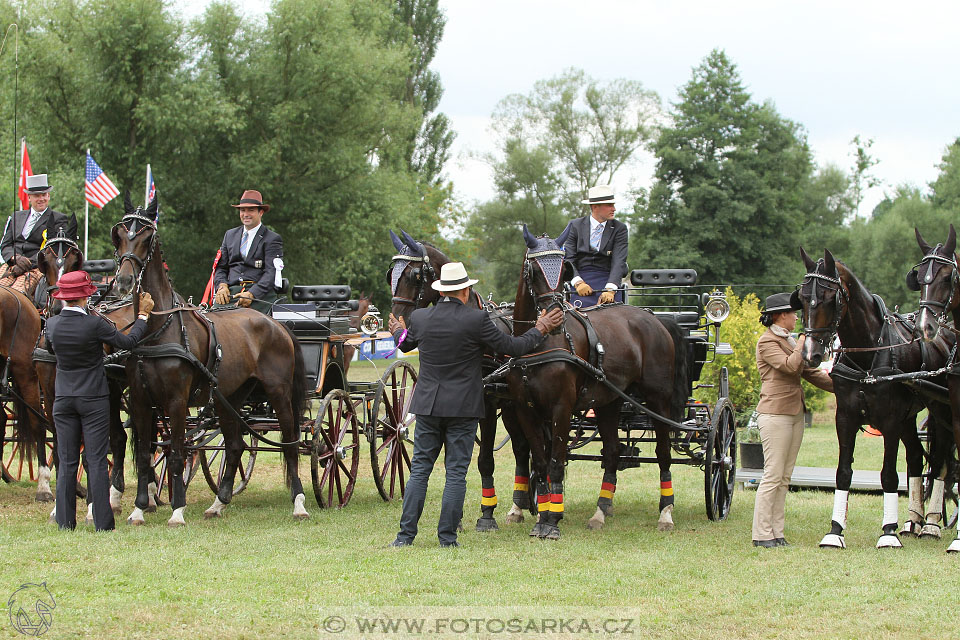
[590,223,603,251]
[21,211,41,239]
[240,231,249,258]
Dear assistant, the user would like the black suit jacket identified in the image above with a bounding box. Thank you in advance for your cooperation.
[46,310,148,397]
[394,298,545,418]
[562,215,628,286]
[213,225,283,298]
[1,208,78,267]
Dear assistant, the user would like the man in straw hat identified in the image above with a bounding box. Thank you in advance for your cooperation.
[386,262,564,548]
[562,184,628,307]
[213,189,283,314]
[44,271,154,531]
[0,174,78,296]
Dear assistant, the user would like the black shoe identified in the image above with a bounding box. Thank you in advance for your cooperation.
[388,539,412,548]
[774,538,790,547]
[752,539,777,548]
[440,541,460,548]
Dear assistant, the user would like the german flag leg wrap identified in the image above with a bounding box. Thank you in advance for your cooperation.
[547,481,564,523]
[597,471,617,516]
[658,470,674,512]
[480,475,497,519]
[513,473,530,510]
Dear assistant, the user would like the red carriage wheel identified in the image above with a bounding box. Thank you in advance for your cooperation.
[369,360,416,502]
[1,407,54,482]
[153,443,201,503]
[704,396,736,521]
[310,388,360,508]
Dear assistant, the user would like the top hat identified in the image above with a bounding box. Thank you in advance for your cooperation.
[53,270,99,300]
[231,189,270,213]
[763,292,800,314]
[431,262,479,292]
[25,174,53,194]
[581,185,615,206]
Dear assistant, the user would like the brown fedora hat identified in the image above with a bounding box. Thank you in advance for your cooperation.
[231,189,270,213]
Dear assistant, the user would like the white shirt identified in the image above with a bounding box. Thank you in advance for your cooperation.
[240,223,261,258]
[21,208,47,239]
[61,305,87,315]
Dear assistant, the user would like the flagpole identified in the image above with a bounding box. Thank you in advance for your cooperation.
[84,148,89,257]
[145,164,150,207]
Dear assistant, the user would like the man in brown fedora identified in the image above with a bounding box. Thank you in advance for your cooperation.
[0,174,78,296]
[213,189,283,314]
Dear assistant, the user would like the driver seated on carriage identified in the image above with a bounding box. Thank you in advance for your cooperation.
[0,174,78,298]
[212,189,283,315]
[562,184,628,307]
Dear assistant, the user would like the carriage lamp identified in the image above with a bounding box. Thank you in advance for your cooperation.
[360,308,383,335]
[703,290,730,324]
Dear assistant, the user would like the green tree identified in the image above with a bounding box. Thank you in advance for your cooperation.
[848,134,881,218]
[796,163,854,259]
[930,137,960,215]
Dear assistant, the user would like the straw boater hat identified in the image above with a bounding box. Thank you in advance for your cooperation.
[581,185,615,206]
[25,174,53,194]
[53,270,99,300]
[763,292,800,314]
[431,262,478,292]
[231,189,270,213]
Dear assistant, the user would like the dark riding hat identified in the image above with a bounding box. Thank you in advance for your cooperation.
[53,270,98,300]
[231,189,270,213]
[25,174,53,194]
[763,292,800,314]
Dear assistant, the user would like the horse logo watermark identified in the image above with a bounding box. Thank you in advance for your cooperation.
[7,583,56,636]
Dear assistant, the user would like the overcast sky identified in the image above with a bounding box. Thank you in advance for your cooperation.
[189,0,960,215]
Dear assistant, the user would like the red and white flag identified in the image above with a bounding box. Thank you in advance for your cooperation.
[85,152,119,209]
[18,139,32,210]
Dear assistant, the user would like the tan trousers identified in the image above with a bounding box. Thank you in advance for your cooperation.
[751,411,804,541]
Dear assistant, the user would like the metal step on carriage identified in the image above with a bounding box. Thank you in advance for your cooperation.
[562,269,738,521]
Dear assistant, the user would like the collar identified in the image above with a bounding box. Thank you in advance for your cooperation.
[769,324,791,338]
[242,223,262,238]
[61,305,88,315]
[589,217,605,232]
[440,296,464,305]
[30,208,47,217]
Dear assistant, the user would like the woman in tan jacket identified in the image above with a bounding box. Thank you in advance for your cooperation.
[752,292,834,548]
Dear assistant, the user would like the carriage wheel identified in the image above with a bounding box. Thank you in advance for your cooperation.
[200,429,256,497]
[369,360,416,501]
[919,416,960,530]
[77,447,114,484]
[704,397,736,521]
[310,389,360,508]
[1,408,55,482]
[152,444,201,503]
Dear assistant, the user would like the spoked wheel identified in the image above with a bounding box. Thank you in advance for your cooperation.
[310,389,361,508]
[200,429,256,497]
[152,445,201,503]
[1,409,54,482]
[369,360,416,501]
[704,396,736,521]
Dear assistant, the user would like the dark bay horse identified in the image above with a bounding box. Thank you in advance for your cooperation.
[908,225,960,553]
[506,226,689,539]
[112,196,307,526]
[795,248,953,549]
[388,230,533,529]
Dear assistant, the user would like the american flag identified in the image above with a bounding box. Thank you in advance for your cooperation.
[85,152,119,209]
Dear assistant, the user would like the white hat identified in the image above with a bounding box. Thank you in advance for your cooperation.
[431,262,479,292]
[25,174,53,194]
[581,185,615,206]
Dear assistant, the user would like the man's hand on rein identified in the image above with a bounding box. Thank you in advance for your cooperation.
[598,290,615,305]
[214,283,231,305]
[138,292,155,316]
[574,281,593,297]
[388,313,406,334]
[233,290,253,308]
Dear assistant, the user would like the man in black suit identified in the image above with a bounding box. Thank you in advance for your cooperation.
[45,271,154,531]
[562,184,628,307]
[213,189,283,314]
[0,174,78,296]
[386,262,563,548]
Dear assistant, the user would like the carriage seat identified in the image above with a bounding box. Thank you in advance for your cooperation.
[630,269,698,286]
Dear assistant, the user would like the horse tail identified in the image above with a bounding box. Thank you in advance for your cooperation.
[13,388,38,463]
[285,325,307,427]
[658,316,690,423]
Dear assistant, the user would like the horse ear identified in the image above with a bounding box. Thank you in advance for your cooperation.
[799,246,815,271]
[915,227,933,255]
[123,191,134,215]
[36,248,48,276]
[400,229,424,257]
[389,230,404,252]
[946,224,956,256]
[824,249,837,275]
[522,224,537,250]
[146,196,159,221]
[906,269,921,291]
[555,221,572,248]
[111,223,122,249]
[790,289,801,311]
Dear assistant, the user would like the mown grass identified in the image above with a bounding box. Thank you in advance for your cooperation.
[1,368,956,639]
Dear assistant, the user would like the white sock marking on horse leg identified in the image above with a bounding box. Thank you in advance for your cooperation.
[147,482,158,508]
[293,493,309,519]
[110,486,123,512]
[587,506,605,530]
[204,497,227,518]
[49,505,56,522]
[657,504,674,531]
[37,466,52,498]
[85,502,95,525]
[831,490,849,529]
[167,507,186,527]
[127,507,145,525]
[505,503,524,524]
[882,492,899,528]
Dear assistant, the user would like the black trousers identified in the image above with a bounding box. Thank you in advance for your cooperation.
[54,395,114,531]
[396,415,477,545]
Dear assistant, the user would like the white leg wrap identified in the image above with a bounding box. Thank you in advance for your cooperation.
[147,482,159,509]
[37,466,52,494]
[204,497,227,518]
[907,476,923,521]
[85,502,95,525]
[292,493,309,519]
[167,507,186,527]
[819,533,846,549]
[127,507,145,525]
[505,503,524,524]
[831,490,849,529]
[926,479,945,524]
[882,492,899,528]
[948,534,960,553]
[110,486,123,512]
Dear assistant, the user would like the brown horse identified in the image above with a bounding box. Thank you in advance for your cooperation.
[505,226,689,539]
[388,230,534,529]
[111,195,307,526]
[908,225,960,553]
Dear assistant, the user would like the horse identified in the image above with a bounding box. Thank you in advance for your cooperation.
[794,247,954,549]
[111,194,308,526]
[503,226,689,539]
[907,224,960,553]
[388,229,534,529]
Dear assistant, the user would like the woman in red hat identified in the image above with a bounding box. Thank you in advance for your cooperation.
[45,271,154,531]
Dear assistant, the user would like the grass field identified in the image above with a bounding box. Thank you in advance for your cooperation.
[2,359,957,639]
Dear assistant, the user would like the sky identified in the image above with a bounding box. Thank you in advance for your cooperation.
[187,0,960,216]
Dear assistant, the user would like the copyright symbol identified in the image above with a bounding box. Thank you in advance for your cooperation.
[322,615,346,633]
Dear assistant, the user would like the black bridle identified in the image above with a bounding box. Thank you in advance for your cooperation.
[389,249,436,310]
[113,210,158,295]
[523,247,567,314]
[913,248,959,323]
[799,262,848,351]
[40,234,82,299]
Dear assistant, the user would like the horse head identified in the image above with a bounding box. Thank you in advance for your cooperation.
[910,224,958,342]
[795,246,847,368]
[36,230,83,315]
[111,192,160,298]
[386,229,444,324]
[519,223,572,316]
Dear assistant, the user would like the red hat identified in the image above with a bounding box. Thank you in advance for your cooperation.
[231,189,270,213]
[53,270,99,300]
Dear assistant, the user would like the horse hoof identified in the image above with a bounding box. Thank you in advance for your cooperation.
[167,520,185,528]
[85,517,94,526]
[476,517,499,532]
[457,521,464,533]
[35,491,54,503]
[112,506,122,515]
[947,538,960,553]
[899,520,921,537]
[127,517,144,526]
[540,525,561,540]
[819,533,845,549]
[657,521,674,533]
[919,525,942,540]
[505,512,524,524]
[586,517,604,531]
[876,534,903,549]
[529,523,544,537]
[203,510,222,520]
[292,512,310,521]
[144,505,157,514]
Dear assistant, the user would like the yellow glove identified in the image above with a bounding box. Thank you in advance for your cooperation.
[234,290,253,308]
[574,281,594,297]
[214,283,231,305]
[138,292,155,315]
[598,290,616,305]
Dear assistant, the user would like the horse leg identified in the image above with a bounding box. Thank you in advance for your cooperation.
[272,387,308,521]
[14,362,53,503]
[205,403,243,519]
[475,403,499,532]
[536,406,572,540]
[918,408,950,539]
[164,391,190,528]
[820,405,858,548]
[505,407,532,524]
[654,423,675,532]
[108,383,126,514]
[126,392,153,525]
[898,418,925,537]
[587,403,621,531]
[876,424,905,549]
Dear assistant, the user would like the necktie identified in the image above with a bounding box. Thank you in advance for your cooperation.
[240,231,249,258]
[590,223,603,251]
[21,211,41,239]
